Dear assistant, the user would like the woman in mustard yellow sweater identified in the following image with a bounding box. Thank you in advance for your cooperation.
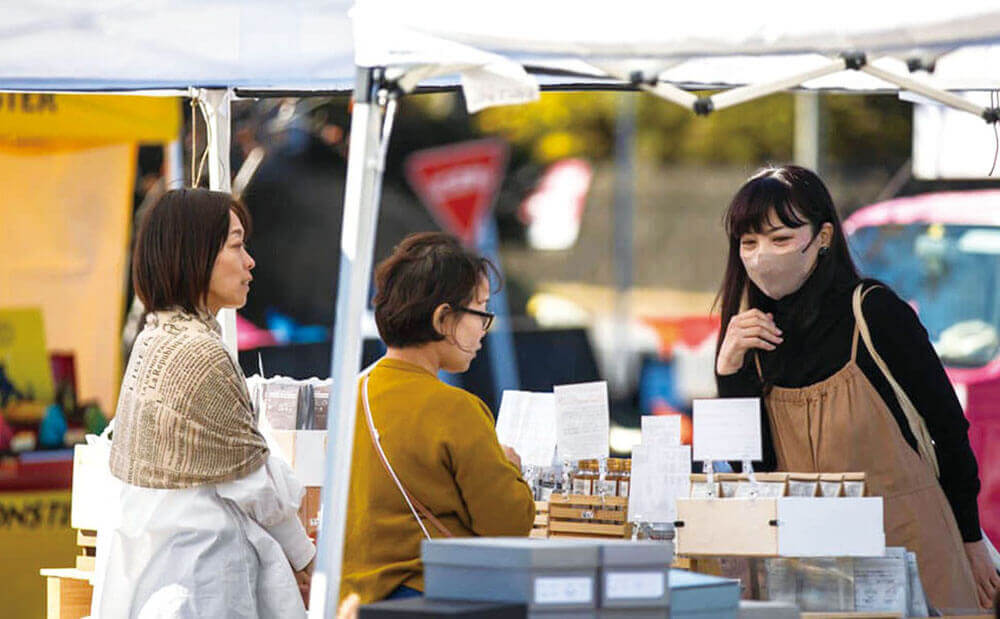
[342,232,535,603]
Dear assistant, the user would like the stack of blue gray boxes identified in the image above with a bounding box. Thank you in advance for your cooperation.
[422,538,741,618]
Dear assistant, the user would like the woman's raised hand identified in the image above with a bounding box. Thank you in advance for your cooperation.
[716,309,783,376]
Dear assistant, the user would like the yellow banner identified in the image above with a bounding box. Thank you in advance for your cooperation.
[0,93,180,143]
[0,142,135,412]
[0,489,76,619]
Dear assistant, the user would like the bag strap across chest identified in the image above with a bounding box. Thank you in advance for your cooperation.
[852,284,941,478]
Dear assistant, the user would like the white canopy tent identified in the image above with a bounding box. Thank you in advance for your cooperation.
[6,1,1000,615]
[318,3,1000,615]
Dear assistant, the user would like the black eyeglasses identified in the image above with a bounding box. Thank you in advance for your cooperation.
[458,307,495,331]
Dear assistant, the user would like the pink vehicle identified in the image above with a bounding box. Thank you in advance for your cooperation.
[845,189,1000,545]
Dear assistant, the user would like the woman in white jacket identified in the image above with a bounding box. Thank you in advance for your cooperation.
[91,189,314,618]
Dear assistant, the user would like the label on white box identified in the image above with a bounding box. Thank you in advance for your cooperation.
[605,571,665,600]
[533,576,593,604]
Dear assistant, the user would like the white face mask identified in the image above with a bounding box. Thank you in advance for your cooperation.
[742,229,821,300]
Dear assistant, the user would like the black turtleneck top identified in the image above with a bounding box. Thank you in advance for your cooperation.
[716,267,982,543]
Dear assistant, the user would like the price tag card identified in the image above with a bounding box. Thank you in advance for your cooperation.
[854,547,908,614]
[692,398,762,462]
[554,381,610,461]
[496,390,557,467]
[628,444,691,523]
[641,414,681,447]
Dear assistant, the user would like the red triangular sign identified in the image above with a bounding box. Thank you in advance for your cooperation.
[404,139,508,246]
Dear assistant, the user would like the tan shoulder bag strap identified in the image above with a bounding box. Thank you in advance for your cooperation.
[852,284,941,478]
[361,372,453,538]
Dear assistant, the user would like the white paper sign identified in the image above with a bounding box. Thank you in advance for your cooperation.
[554,381,610,461]
[534,576,593,604]
[641,415,681,447]
[496,390,558,467]
[605,572,665,600]
[628,444,691,523]
[854,547,908,614]
[692,398,762,461]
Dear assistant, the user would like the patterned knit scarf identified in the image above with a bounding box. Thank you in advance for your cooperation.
[109,309,268,488]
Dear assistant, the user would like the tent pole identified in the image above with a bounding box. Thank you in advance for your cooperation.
[310,66,387,618]
[708,59,846,111]
[795,92,823,173]
[860,64,990,118]
[164,138,184,190]
[196,87,239,356]
[641,81,698,109]
[611,91,637,399]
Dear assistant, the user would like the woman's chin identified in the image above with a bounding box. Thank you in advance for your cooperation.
[443,359,473,374]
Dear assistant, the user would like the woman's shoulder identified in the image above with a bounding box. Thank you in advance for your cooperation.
[855,279,925,335]
[138,311,231,371]
[426,381,494,424]
[856,279,909,313]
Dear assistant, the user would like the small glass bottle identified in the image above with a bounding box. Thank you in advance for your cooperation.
[618,459,631,497]
[572,459,597,495]
[596,458,621,496]
[537,468,556,502]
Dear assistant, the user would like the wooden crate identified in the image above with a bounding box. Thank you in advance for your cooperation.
[531,501,549,538]
[547,494,628,539]
[39,568,93,619]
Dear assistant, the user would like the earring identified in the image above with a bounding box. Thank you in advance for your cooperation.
[819,246,829,256]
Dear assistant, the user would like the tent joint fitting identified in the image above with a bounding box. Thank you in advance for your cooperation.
[840,51,867,70]
[693,97,714,116]
[629,71,657,87]
[984,108,1000,124]
[906,57,936,73]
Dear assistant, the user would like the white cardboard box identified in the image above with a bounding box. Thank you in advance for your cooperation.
[675,497,884,557]
[70,444,119,531]
[265,429,328,487]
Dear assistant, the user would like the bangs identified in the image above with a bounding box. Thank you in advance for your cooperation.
[725,176,808,238]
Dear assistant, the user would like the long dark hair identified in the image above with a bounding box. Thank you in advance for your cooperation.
[715,166,859,379]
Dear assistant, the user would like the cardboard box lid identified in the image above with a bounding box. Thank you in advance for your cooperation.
[668,569,739,611]
[422,538,599,570]
[596,540,674,567]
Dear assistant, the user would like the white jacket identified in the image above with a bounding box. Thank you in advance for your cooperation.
[90,451,315,619]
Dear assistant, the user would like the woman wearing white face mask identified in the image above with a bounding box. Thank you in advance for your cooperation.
[715,166,997,613]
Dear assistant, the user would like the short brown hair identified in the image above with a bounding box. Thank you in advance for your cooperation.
[374,232,499,348]
[133,188,251,315]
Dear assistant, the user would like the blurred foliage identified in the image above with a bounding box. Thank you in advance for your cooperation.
[453,90,909,170]
[824,93,911,169]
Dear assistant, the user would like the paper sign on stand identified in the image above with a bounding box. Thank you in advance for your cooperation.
[496,390,557,468]
[628,444,691,524]
[640,415,681,447]
[553,381,610,462]
[692,398,762,462]
[853,547,909,614]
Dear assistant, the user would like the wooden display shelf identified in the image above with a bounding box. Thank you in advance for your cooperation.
[531,501,549,538]
[547,494,628,540]
[75,529,96,572]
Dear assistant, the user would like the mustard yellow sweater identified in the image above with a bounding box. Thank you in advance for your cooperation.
[341,358,535,603]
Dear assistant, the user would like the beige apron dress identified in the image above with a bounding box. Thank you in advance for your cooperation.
[759,284,978,611]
